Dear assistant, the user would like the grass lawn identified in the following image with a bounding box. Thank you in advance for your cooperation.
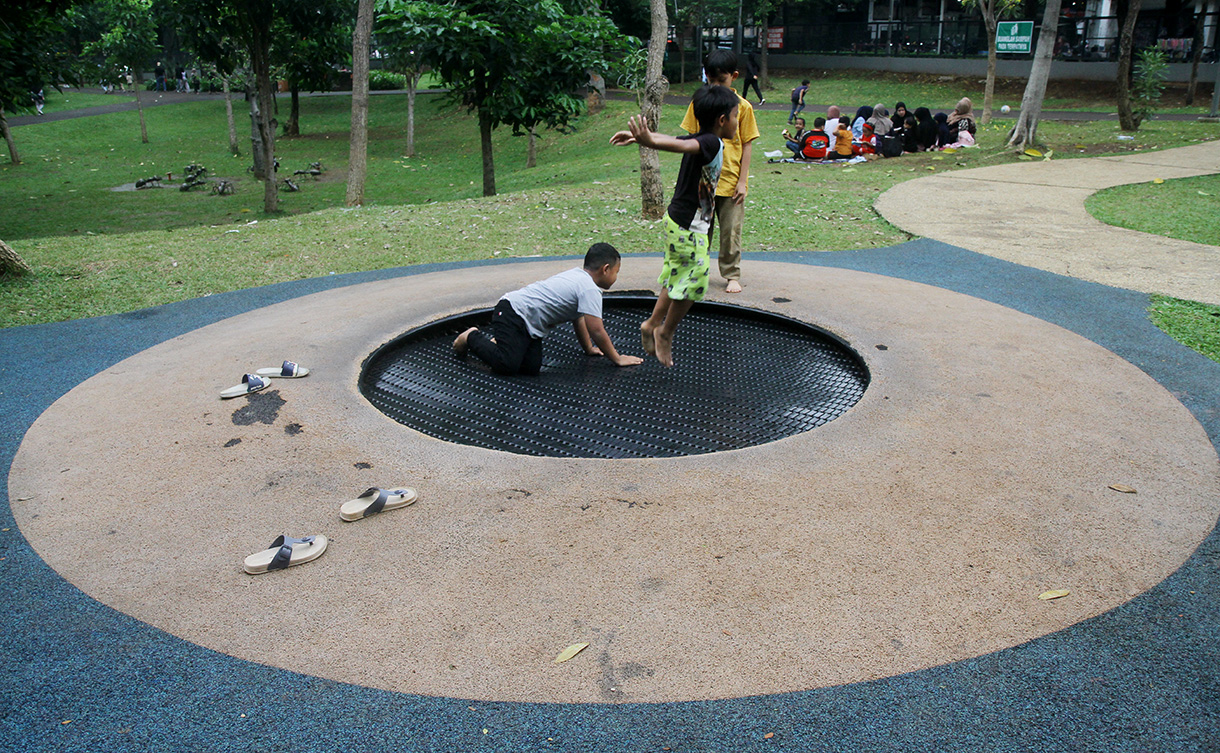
[1,87,1218,364]
[1150,295,1220,363]
[1086,173,1220,247]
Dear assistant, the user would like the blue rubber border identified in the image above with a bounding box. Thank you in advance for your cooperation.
[3,240,1218,752]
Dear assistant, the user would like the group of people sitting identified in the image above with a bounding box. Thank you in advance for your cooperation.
[781,97,979,162]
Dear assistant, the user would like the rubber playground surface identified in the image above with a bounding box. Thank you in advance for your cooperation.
[3,233,1220,750]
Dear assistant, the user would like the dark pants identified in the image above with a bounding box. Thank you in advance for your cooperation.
[743,77,763,102]
[467,300,543,376]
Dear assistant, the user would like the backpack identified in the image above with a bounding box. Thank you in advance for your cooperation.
[880,133,903,158]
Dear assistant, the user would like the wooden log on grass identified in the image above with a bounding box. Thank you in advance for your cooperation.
[1,239,33,276]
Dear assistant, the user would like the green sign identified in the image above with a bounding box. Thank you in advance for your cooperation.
[996,21,1034,54]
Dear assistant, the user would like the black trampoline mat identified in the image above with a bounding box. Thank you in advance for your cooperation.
[359,297,869,458]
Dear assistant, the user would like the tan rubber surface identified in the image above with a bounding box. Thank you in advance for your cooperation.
[11,260,1220,703]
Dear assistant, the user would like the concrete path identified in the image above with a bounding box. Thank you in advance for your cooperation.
[876,139,1220,305]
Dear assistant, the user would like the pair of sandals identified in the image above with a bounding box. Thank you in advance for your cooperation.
[243,487,418,574]
[220,360,309,399]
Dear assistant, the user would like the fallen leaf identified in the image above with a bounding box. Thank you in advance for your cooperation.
[764,732,775,739]
[941,147,957,154]
[1024,148,1043,157]
[553,642,589,664]
[1038,589,1070,600]
[722,629,733,636]
[1018,155,1032,161]
[1152,178,1165,184]
[1109,483,1137,493]
[1197,190,1211,196]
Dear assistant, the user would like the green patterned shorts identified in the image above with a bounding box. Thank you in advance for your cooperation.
[659,215,710,302]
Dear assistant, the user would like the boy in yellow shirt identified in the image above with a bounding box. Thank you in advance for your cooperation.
[679,50,759,294]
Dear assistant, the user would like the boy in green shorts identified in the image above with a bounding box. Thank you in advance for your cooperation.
[610,84,740,367]
[680,49,760,294]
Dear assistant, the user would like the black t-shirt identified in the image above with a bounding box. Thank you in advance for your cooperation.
[666,132,723,233]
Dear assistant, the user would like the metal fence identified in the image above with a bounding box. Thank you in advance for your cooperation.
[694,12,1218,63]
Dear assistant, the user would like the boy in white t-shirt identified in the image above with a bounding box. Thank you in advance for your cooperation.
[453,243,643,375]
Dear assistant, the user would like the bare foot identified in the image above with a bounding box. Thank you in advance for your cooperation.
[654,330,674,367]
[453,327,477,355]
[640,321,656,356]
[725,280,742,294]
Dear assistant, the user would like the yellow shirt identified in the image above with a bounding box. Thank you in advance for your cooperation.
[681,90,759,199]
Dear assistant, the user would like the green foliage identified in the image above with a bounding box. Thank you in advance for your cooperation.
[378,0,629,136]
[0,0,84,114]
[614,45,648,106]
[1131,45,1169,128]
[368,69,407,90]
[273,0,351,92]
[81,0,160,75]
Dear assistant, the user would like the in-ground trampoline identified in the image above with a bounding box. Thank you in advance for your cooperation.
[359,296,870,459]
[8,258,1220,712]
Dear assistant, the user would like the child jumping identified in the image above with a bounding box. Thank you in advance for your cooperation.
[452,243,643,375]
[610,85,740,368]
[680,50,759,294]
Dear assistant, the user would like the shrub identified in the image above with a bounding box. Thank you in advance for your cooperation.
[1131,46,1168,127]
[369,70,407,91]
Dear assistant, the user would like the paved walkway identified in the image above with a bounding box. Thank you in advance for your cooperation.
[876,139,1220,305]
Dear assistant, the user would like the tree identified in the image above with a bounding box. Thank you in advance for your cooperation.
[1005,0,1063,150]
[961,0,1021,124]
[374,1,436,159]
[345,0,373,206]
[81,0,161,144]
[379,0,627,197]
[0,0,83,165]
[276,1,350,137]
[638,0,668,219]
[177,0,341,213]
[1114,0,1143,131]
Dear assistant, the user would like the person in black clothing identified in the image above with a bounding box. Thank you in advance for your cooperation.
[741,53,764,104]
[891,101,908,133]
[913,107,937,151]
[154,62,166,91]
[901,115,919,153]
[933,112,951,148]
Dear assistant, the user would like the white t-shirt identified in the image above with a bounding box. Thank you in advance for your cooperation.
[503,267,603,339]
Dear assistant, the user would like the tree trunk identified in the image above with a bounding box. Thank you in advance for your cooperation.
[285,81,300,136]
[1116,0,1144,130]
[406,69,418,157]
[0,112,20,165]
[223,75,239,155]
[134,70,149,143]
[1006,0,1063,149]
[527,126,537,168]
[0,239,32,276]
[981,5,997,124]
[479,108,496,197]
[250,39,279,213]
[639,0,669,220]
[759,25,770,88]
[1186,10,1206,105]
[346,0,374,206]
[249,85,266,178]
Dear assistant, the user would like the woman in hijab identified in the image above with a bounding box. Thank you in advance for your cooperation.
[946,97,976,143]
[866,104,892,137]
[851,105,874,139]
[891,102,909,132]
[914,107,937,151]
[933,111,951,148]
